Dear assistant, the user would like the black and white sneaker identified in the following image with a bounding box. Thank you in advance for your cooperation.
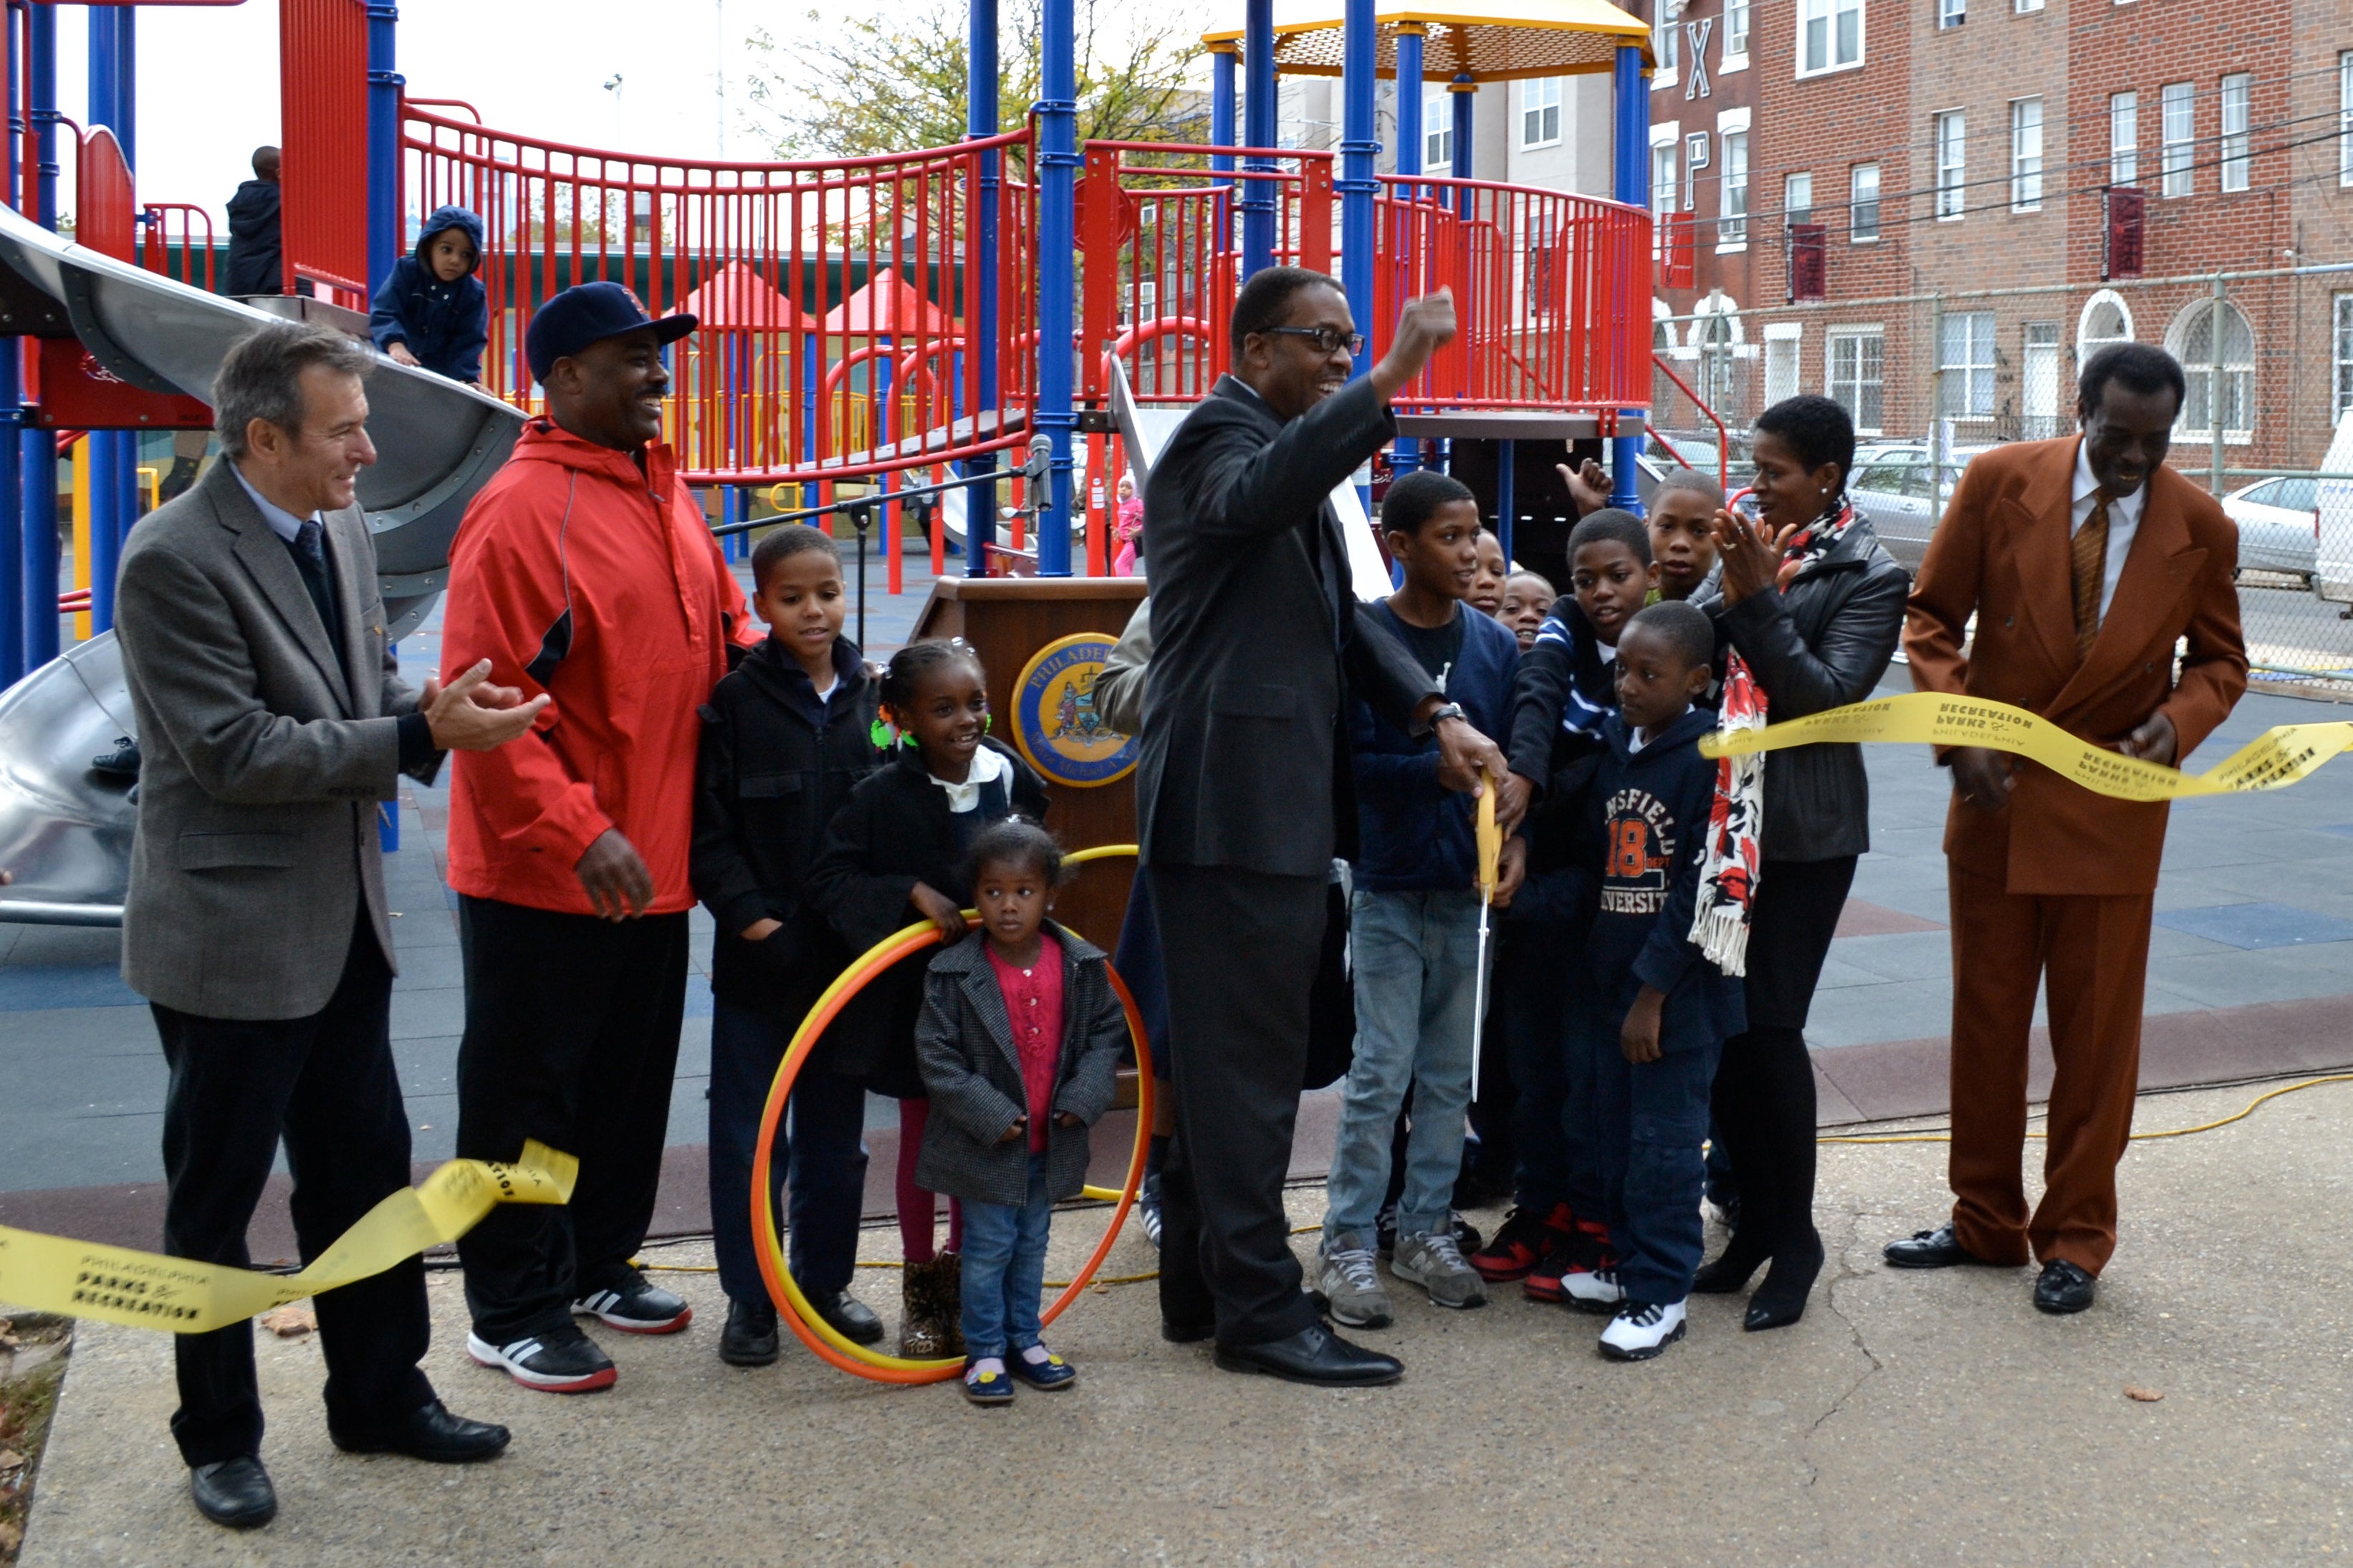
[1599,1299,1688,1362]
[572,1271,693,1334]
[1559,1264,1627,1313]
[1138,1171,1164,1249]
[466,1329,618,1393]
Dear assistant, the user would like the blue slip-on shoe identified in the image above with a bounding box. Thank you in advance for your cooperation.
[962,1357,1017,1405]
[1010,1346,1078,1390]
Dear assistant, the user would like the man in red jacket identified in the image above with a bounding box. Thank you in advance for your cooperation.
[442,283,759,1393]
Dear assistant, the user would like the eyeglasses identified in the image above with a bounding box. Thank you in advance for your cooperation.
[1262,327,1365,356]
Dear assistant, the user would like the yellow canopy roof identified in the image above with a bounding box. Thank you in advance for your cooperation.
[1201,0,1652,82]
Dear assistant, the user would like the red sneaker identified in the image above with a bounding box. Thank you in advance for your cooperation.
[1525,1218,1616,1304]
[1469,1203,1573,1283]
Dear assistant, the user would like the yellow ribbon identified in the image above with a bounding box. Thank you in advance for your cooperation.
[0,1141,578,1335]
[1697,691,2353,803]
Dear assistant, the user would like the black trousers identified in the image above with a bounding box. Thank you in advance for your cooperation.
[1151,864,1328,1348]
[1709,855,1856,1255]
[454,897,689,1344]
[153,922,433,1468]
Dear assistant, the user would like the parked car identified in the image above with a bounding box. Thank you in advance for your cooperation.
[1850,459,1940,574]
[2220,476,2319,584]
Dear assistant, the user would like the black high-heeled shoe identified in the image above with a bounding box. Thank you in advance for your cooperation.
[1692,1227,1772,1294]
[1743,1229,1825,1331]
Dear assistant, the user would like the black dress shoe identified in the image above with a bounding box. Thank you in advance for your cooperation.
[1161,1317,1217,1345]
[190,1456,277,1529]
[330,1400,510,1463]
[720,1297,780,1366]
[813,1289,886,1347]
[2033,1259,2096,1314]
[1214,1324,1403,1387]
[1882,1223,1999,1269]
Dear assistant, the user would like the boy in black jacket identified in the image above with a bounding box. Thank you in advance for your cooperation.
[1555,601,1745,1360]
[690,524,886,1367]
[368,205,489,383]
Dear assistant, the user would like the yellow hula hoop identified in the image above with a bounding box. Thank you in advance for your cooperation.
[749,845,1152,1382]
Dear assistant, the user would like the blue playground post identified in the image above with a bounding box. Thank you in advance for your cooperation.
[0,1,18,687]
[1496,439,1515,564]
[1610,44,1647,515]
[1452,76,1475,215]
[964,0,1000,578]
[720,485,742,561]
[366,4,402,294]
[1338,0,1375,374]
[1240,0,1275,276]
[1210,41,1236,253]
[1033,0,1077,575]
[20,0,55,671]
[86,9,133,635]
[1390,24,1423,478]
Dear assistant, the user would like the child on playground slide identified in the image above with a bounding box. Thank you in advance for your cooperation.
[369,203,489,384]
[912,817,1127,1404]
[808,638,1050,1360]
[689,524,888,1369]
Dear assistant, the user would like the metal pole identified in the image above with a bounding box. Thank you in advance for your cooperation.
[1927,294,1945,542]
[1210,41,1237,256]
[21,0,54,669]
[1389,25,1423,478]
[2208,275,2227,498]
[1240,0,1275,276]
[1339,0,1375,377]
[1451,77,1475,216]
[0,3,21,685]
[1034,0,1076,575]
[1608,44,1646,514]
[85,11,126,635]
[1495,438,1515,565]
[964,0,999,577]
[366,4,402,295]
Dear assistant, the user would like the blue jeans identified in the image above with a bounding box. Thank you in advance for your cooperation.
[959,1151,1055,1357]
[1583,1003,1722,1306]
[1323,888,1485,1244]
[708,1000,871,1307]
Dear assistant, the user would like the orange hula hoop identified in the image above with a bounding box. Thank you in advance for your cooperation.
[748,845,1154,1384]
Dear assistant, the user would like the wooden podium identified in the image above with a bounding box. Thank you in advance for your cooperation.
[909,575,1151,951]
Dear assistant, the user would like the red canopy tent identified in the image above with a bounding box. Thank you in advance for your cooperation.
[680,260,807,332]
[820,266,955,337]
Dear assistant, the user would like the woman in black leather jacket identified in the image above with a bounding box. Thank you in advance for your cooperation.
[1695,395,1908,1330]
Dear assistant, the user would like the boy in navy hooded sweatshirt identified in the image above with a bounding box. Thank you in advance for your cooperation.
[1554,599,1744,1362]
[370,205,489,384]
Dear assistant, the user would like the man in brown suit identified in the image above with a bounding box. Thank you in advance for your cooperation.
[1888,342,2246,1314]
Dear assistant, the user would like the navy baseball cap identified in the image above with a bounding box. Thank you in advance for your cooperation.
[524,282,696,381]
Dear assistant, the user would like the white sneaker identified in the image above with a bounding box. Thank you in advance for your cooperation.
[1560,1264,1626,1312]
[1314,1232,1394,1329]
[1599,1299,1688,1361]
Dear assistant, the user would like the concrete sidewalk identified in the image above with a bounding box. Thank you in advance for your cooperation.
[19,1074,2353,1566]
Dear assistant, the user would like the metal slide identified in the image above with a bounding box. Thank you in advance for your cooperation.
[0,204,527,925]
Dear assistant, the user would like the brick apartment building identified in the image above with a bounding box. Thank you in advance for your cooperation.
[1643,0,2353,473]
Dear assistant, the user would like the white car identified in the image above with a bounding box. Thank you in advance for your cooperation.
[2220,476,2319,584]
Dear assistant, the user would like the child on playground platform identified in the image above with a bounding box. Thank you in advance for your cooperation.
[368,205,488,384]
[1472,510,1661,1302]
[808,639,1050,1359]
[1314,471,1524,1325]
[690,525,887,1369]
[1555,600,1745,1361]
[914,819,1127,1404]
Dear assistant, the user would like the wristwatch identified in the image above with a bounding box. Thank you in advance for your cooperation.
[1427,701,1468,726]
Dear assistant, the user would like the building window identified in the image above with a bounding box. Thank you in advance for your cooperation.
[2168,299,2255,442]
[2220,72,2251,191]
[2111,92,2138,185]
[1850,163,1880,241]
[1935,112,1968,219]
[2161,82,2194,198]
[1827,327,1884,433]
[1799,0,1863,76]
[1424,93,1453,172]
[1725,0,1751,59]
[1654,141,1680,215]
[1720,129,1750,246]
[2335,293,2353,421]
[1654,13,1678,82]
[2342,52,2352,186]
[2015,0,2043,12]
[1521,77,1562,148]
[1939,309,1998,419]
[1785,171,1813,225]
[1940,0,1965,27]
[2076,290,2134,362]
[1765,324,1801,406]
[2011,98,2043,211]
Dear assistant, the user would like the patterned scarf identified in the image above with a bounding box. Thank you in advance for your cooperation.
[1688,498,1856,976]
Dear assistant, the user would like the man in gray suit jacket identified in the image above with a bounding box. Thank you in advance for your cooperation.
[1137,270,1510,1386]
[113,323,544,1531]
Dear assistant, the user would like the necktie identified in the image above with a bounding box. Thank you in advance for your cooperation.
[2071,496,2109,659]
[287,516,344,653]
[292,517,325,572]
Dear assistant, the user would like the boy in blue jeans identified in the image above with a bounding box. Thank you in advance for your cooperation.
[1316,471,1525,1325]
[1556,600,1745,1359]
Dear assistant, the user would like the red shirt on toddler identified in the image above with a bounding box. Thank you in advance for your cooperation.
[985,933,1065,1153]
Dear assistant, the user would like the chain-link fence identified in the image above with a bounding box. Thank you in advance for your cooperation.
[1649,263,2353,698]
